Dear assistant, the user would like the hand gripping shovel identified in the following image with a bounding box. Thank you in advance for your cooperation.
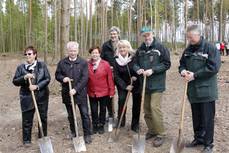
[108,77,137,142]
[169,82,188,153]
[28,78,54,153]
[132,75,146,153]
[68,80,86,152]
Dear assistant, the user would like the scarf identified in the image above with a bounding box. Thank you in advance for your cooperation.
[115,53,131,66]
[25,60,37,73]
[92,58,101,71]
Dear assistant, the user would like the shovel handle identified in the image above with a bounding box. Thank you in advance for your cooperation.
[178,82,188,142]
[28,78,44,137]
[138,75,147,138]
[68,80,79,137]
[115,76,136,135]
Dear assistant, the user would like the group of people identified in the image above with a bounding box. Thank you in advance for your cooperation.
[216,41,229,56]
[13,24,220,153]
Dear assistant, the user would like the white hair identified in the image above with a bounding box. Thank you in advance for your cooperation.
[117,40,135,55]
[187,25,201,35]
[67,41,79,50]
[109,26,120,35]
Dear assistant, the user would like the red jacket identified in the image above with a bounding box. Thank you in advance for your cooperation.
[87,59,115,98]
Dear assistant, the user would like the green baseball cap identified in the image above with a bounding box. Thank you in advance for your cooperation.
[140,26,152,34]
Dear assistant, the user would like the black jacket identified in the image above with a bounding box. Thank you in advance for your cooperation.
[179,37,221,103]
[55,57,88,104]
[114,56,141,94]
[133,38,171,93]
[12,61,50,112]
[101,40,116,67]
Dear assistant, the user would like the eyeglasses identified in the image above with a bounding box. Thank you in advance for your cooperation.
[24,53,33,56]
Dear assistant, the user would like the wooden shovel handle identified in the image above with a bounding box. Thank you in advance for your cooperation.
[28,78,44,137]
[178,82,188,143]
[138,75,147,138]
[68,80,79,137]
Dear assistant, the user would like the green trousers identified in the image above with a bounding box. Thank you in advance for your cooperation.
[144,92,165,136]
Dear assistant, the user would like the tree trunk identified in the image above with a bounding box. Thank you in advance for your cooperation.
[89,0,93,47]
[128,0,132,41]
[28,0,32,45]
[60,0,70,59]
[44,0,48,63]
[80,0,84,54]
[218,0,223,42]
[184,0,188,46]
[74,0,78,41]
[210,0,214,42]
[172,0,177,52]
[136,0,143,46]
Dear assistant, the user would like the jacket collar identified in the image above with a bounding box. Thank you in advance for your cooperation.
[63,56,81,64]
[140,37,157,50]
[186,36,206,53]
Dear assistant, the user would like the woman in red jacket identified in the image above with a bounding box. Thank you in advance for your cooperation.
[88,46,115,134]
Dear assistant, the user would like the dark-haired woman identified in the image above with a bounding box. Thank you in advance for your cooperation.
[12,46,51,146]
[87,46,115,134]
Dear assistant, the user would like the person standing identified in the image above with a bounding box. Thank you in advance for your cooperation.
[179,25,221,153]
[87,46,115,134]
[101,26,121,119]
[13,46,51,146]
[133,27,171,147]
[55,41,92,144]
[113,40,141,132]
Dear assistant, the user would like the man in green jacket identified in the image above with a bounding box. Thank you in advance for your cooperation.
[179,25,221,153]
[133,26,171,147]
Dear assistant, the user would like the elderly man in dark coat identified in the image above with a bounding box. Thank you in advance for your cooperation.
[179,25,221,153]
[55,41,92,144]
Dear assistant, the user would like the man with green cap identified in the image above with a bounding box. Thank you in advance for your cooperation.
[133,26,171,147]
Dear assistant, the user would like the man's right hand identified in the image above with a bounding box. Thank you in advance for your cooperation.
[181,69,188,77]
[63,77,71,83]
[137,69,144,75]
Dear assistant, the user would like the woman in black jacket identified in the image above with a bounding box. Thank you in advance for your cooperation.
[114,40,141,132]
[12,46,51,145]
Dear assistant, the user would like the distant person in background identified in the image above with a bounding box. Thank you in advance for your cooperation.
[101,26,121,119]
[87,46,115,134]
[225,42,229,56]
[13,46,51,146]
[220,41,225,56]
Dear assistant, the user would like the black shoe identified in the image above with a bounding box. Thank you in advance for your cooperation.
[153,136,164,147]
[23,141,31,147]
[186,139,203,148]
[145,132,156,140]
[131,125,139,133]
[201,146,213,153]
[98,125,105,134]
[92,125,98,134]
[84,135,92,144]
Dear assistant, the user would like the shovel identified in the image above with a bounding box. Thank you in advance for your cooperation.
[132,75,146,153]
[169,82,188,153]
[107,97,115,133]
[28,78,54,153]
[68,80,87,152]
[108,77,136,143]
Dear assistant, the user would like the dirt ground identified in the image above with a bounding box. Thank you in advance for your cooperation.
[0,53,228,153]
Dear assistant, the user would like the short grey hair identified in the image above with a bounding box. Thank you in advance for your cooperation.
[109,26,120,35]
[67,41,79,50]
[187,25,201,35]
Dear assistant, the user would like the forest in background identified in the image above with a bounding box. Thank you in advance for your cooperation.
[0,0,229,61]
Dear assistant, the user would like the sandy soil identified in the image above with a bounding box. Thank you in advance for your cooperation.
[0,53,228,153]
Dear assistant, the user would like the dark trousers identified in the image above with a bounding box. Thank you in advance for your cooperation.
[117,88,141,128]
[226,49,229,56]
[89,96,109,126]
[191,101,215,147]
[22,101,48,142]
[65,102,91,136]
[106,97,114,118]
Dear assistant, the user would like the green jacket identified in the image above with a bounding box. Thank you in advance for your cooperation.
[179,37,221,103]
[133,38,171,93]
